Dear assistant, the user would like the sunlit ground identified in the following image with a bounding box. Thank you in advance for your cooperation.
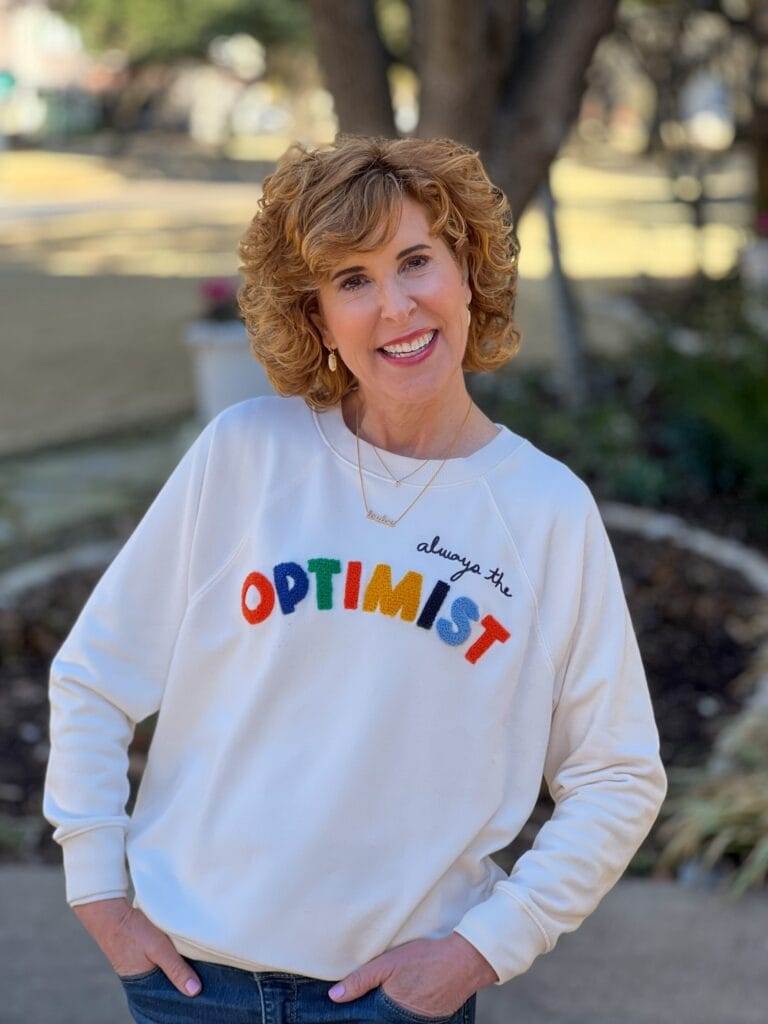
[0,149,751,281]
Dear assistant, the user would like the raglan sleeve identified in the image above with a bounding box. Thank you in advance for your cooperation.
[41,415,218,909]
[451,484,668,986]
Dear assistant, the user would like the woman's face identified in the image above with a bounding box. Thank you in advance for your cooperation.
[311,196,472,407]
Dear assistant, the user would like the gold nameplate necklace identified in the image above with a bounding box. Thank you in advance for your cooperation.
[354,394,473,527]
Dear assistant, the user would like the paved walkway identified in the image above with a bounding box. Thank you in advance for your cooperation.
[0,414,197,574]
[3,866,766,1024]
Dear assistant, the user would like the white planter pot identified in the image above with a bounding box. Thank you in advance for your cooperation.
[183,319,275,424]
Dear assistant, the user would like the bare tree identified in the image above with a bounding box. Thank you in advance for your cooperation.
[305,0,396,137]
[306,0,619,223]
[306,0,619,408]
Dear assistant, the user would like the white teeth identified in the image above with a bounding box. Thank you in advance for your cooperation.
[381,330,435,356]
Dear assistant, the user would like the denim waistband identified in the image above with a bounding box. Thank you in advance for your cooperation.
[250,970,330,983]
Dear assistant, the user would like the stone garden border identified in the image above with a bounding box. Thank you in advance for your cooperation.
[600,501,768,781]
[0,540,121,612]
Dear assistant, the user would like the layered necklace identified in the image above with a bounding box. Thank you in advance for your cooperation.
[354,395,474,528]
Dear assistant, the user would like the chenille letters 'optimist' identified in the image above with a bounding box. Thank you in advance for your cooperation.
[241,557,511,664]
[43,394,667,988]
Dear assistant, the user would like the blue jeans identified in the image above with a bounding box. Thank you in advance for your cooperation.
[120,959,478,1024]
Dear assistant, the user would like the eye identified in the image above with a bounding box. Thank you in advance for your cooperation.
[340,274,366,292]
[404,254,430,271]
[338,254,429,292]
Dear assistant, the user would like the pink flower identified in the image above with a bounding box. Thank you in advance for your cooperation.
[198,277,240,320]
[200,278,236,303]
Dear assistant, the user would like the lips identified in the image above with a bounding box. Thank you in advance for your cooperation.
[377,329,439,364]
[378,328,437,350]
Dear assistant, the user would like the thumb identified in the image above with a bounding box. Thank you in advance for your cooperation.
[328,963,388,1003]
[155,940,202,998]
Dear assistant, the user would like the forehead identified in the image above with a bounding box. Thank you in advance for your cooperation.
[386,196,433,238]
[327,198,436,267]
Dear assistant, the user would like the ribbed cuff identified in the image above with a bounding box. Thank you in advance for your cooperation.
[69,890,130,908]
[62,825,130,906]
[452,885,551,986]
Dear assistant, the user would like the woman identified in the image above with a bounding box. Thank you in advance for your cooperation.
[43,134,667,1024]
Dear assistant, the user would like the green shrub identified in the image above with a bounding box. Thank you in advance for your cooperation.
[474,271,767,545]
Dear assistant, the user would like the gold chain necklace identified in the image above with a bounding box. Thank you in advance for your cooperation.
[355,395,474,527]
[370,443,429,486]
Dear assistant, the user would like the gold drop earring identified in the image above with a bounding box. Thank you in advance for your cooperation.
[327,347,337,372]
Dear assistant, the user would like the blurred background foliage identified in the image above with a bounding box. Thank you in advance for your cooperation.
[53,0,312,65]
[474,270,768,549]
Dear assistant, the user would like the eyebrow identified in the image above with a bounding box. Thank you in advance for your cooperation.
[330,243,432,282]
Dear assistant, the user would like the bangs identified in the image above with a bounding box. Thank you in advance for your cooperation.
[300,170,413,279]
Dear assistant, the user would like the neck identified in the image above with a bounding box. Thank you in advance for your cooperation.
[342,383,492,460]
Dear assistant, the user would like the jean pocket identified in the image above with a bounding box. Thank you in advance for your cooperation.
[375,984,462,1024]
[117,965,163,984]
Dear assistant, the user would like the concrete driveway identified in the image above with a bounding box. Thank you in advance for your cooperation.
[3,865,766,1024]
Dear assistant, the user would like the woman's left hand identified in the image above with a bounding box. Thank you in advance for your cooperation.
[327,932,498,1018]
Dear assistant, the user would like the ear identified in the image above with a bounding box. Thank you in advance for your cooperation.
[309,308,328,339]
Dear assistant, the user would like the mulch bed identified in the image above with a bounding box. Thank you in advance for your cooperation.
[0,523,764,877]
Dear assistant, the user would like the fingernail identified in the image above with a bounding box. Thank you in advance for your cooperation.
[328,983,345,998]
[186,978,201,995]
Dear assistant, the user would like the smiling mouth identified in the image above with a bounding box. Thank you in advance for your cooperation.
[377,329,438,359]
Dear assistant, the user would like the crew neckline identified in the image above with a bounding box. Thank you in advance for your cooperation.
[311,400,525,486]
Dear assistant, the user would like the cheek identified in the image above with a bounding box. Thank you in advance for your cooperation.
[416,276,463,310]
[332,307,377,355]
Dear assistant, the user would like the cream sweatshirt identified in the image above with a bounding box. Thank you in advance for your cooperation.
[42,393,667,987]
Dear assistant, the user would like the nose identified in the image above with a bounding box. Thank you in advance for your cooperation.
[378,277,416,322]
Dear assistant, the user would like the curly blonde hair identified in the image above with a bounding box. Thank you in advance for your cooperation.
[237,133,521,410]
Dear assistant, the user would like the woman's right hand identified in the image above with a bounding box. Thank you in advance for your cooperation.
[71,896,202,996]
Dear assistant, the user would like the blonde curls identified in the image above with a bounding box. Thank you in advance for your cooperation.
[236,133,522,409]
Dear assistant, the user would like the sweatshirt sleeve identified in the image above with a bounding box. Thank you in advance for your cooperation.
[42,416,217,908]
[451,486,668,986]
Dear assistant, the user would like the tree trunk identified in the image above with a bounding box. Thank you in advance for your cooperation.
[306,0,396,137]
[413,0,523,150]
[541,172,590,410]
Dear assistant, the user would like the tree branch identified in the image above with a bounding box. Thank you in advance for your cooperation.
[487,0,621,220]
